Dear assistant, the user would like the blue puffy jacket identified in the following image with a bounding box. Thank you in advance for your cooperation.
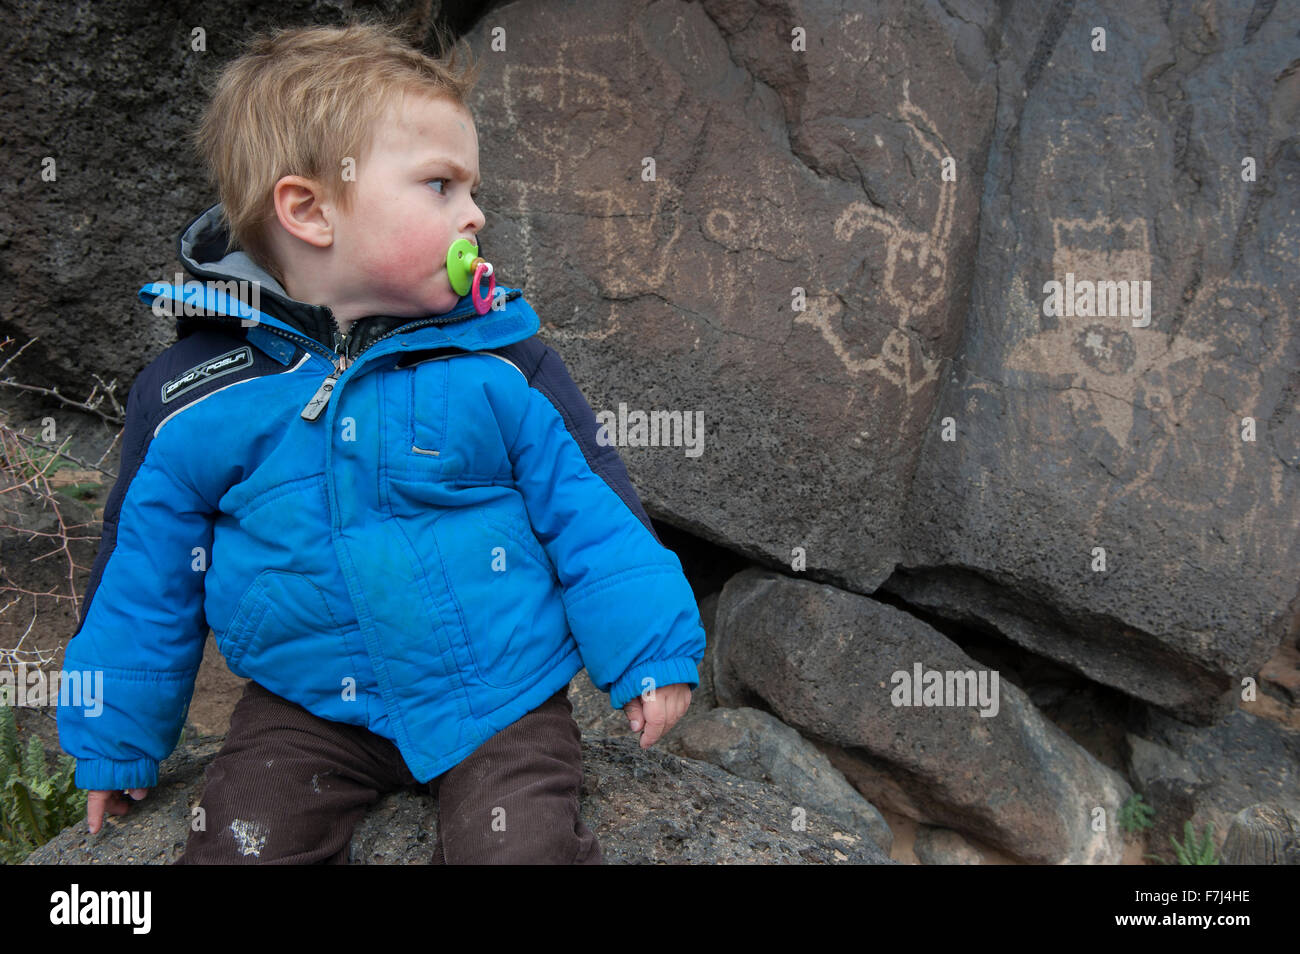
[58,204,706,790]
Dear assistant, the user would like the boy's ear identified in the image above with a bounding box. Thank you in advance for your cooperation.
[272,175,334,249]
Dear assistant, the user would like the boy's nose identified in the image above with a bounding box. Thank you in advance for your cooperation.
[466,201,485,232]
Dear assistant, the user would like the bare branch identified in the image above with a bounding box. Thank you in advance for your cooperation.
[0,336,125,425]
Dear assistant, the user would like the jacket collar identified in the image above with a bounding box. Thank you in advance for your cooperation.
[142,203,532,358]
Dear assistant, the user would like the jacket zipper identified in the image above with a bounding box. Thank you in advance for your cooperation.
[299,289,522,421]
[172,287,522,419]
[299,311,347,421]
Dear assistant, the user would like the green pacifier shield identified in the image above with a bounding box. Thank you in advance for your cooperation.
[446,238,480,296]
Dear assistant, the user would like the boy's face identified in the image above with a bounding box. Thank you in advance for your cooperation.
[327,91,484,319]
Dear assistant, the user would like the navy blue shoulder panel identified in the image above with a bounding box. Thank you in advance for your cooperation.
[74,328,295,636]
[493,337,662,546]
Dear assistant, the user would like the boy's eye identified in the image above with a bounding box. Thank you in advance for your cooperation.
[427,178,449,194]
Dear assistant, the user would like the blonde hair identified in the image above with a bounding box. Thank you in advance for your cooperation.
[192,18,483,287]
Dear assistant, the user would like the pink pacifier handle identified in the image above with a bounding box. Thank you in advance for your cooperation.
[471,260,495,315]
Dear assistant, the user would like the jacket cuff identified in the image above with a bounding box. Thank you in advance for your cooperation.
[608,656,701,711]
[74,757,158,792]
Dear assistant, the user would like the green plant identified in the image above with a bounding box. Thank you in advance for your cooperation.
[0,694,86,864]
[32,446,100,501]
[7,439,65,484]
[1169,820,1219,865]
[1144,819,1220,865]
[1118,792,1155,833]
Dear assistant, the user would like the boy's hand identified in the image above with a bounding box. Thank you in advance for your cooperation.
[86,788,149,834]
[623,683,692,749]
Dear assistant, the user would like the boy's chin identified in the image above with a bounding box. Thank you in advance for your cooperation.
[430,291,461,315]
[429,275,461,315]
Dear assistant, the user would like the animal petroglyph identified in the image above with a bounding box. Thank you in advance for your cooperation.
[796,78,953,389]
[481,31,956,390]
[796,296,942,397]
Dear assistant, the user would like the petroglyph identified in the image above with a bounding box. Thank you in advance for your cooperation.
[797,295,941,397]
[797,79,953,390]
[474,43,688,342]
[1008,215,1290,533]
[481,29,956,394]
[1009,216,1214,449]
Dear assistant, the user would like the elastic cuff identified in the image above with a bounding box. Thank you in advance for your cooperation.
[74,757,159,791]
[608,656,701,711]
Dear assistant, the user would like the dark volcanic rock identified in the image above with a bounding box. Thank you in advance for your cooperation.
[1127,705,1300,863]
[24,733,894,864]
[891,1,1300,724]
[713,567,1130,863]
[671,705,894,853]
[462,0,997,590]
[9,0,1298,872]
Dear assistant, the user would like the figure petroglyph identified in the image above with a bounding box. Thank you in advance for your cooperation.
[1006,215,1290,544]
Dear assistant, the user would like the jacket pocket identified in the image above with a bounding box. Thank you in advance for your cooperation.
[433,510,568,690]
[217,569,334,677]
[220,574,272,673]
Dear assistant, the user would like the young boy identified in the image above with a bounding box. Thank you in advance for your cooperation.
[57,21,706,864]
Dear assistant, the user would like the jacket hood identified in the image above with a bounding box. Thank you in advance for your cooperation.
[138,203,535,358]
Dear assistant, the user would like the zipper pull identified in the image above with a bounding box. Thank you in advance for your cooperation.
[301,360,343,420]
[302,324,354,421]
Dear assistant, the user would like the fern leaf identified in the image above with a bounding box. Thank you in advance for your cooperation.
[1196,822,1218,864]
[0,702,20,777]
[1171,821,1194,864]
[20,736,50,787]
[3,775,49,844]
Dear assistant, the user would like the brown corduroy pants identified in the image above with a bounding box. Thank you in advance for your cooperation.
[173,680,602,865]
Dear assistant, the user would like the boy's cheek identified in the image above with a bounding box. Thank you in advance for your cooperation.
[364,242,443,291]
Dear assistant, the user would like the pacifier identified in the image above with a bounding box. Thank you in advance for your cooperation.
[446,238,496,315]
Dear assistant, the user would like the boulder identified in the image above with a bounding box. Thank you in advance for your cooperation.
[670,705,893,853]
[462,0,996,591]
[713,566,1131,863]
[890,1,1300,724]
[914,826,985,865]
[1127,706,1300,864]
